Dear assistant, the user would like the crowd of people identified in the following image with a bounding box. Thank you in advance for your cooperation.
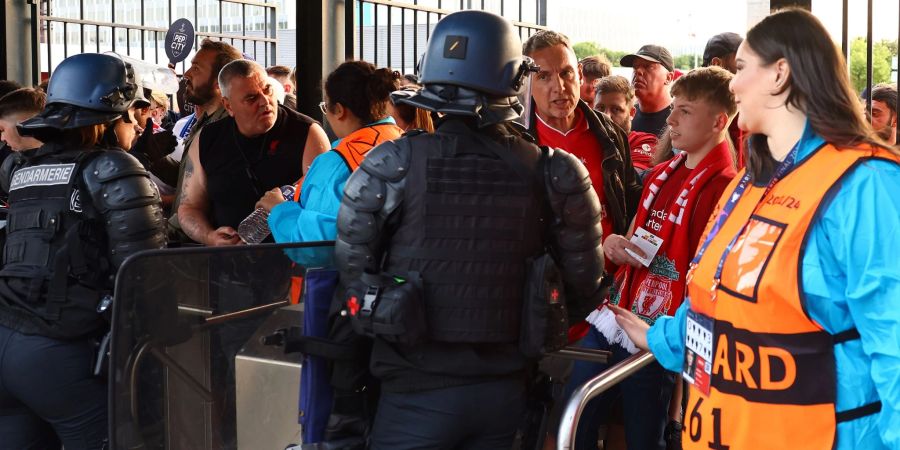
[0,6,897,450]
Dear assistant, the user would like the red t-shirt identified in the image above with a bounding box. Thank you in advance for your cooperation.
[642,149,734,254]
[536,109,614,232]
[729,117,745,170]
[535,109,616,271]
[628,131,657,171]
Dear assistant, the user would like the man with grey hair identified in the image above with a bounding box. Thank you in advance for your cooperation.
[178,59,329,246]
[523,30,641,258]
[524,28,643,450]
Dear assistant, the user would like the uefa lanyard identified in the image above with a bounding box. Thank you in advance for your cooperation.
[687,144,800,300]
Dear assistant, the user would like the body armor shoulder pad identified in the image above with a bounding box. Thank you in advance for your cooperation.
[0,152,23,194]
[548,147,592,195]
[83,149,148,183]
[359,139,412,183]
[342,168,387,213]
[83,150,159,212]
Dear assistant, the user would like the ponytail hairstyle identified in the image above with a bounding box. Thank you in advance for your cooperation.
[324,61,400,124]
[743,8,895,182]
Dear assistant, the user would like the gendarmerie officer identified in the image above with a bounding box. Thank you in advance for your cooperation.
[0,53,166,449]
[332,10,607,449]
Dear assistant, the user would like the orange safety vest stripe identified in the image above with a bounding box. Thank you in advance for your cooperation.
[291,123,403,202]
[683,143,900,450]
[288,122,403,303]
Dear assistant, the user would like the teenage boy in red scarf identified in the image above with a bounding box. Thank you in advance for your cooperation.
[559,66,738,450]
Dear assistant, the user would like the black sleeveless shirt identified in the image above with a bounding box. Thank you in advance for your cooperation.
[199,105,316,229]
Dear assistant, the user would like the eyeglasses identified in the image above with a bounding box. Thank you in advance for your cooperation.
[318,101,328,114]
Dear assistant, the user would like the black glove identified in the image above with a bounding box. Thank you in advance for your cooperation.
[665,420,683,450]
[130,124,177,169]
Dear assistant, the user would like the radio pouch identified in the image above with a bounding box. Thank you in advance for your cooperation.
[345,271,426,346]
[520,253,568,358]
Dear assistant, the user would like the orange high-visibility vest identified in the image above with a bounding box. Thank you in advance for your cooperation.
[291,122,404,202]
[683,143,897,449]
[288,122,404,303]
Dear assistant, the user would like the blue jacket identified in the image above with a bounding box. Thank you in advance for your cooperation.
[268,118,399,266]
[648,124,900,449]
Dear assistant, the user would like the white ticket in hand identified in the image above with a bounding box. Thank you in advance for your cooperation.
[624,227,663,267]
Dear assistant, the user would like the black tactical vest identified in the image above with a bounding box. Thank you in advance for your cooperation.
[384,121,547,343]
[0,145,110,338]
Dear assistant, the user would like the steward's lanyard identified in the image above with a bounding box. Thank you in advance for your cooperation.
[687,144,799,300]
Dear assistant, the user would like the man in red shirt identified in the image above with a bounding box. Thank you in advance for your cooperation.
[564,66,739,450]
[523,30,643,273]
[594,75,657,173]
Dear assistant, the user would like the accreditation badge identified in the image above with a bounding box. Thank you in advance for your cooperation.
[683,308,714,396]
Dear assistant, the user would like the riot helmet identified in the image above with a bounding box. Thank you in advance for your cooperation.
[397,10,538,126]
[19,53,139,141]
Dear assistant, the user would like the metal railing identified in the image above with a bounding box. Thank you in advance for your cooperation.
[32,0,278,83]
[349,0,548,73]
[556,351,657,450]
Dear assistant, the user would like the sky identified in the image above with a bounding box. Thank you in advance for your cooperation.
[546,0,900,56]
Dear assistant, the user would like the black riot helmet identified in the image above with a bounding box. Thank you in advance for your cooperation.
[19,53,139,141]
[398,10,538,126]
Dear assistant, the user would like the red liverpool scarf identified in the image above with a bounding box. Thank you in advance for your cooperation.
[586,141,733,352]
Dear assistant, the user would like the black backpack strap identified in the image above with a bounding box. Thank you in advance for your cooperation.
[836,401,881,423]
[832,328,861,344]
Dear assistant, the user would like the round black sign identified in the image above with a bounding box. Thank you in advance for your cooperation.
[165,18,195,64]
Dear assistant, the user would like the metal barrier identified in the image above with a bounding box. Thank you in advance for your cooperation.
[556,351,657,450]
[32,0,278,83]
[349,0,548,74]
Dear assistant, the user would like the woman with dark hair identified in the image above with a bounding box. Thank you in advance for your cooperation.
[257,60,402,253]
[612,9,900,450]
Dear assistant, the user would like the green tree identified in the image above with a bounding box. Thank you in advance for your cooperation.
[573,42,603,61]
[878,39,898,58]
[674,54,700,70]
[571,42,628,67]
[850,37,893,92]
[601,48,629,66]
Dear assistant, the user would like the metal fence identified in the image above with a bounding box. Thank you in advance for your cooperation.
[32,0,278,84]
[348,0,548,74]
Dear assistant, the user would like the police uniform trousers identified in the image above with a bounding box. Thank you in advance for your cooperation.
[0,324,107,450]
[370,378,526,450]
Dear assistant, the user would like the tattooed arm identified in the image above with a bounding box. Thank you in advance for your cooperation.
[177,130,241,246]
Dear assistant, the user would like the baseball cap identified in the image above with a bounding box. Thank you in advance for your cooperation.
[702,32,743,67]
[620,45,674,72]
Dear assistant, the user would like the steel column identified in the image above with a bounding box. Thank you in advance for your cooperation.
[841,0,849,63]
[0,0,6,81]
[297,0,348,119]
[865,0,873,117]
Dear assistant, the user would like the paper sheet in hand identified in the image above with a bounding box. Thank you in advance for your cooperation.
[624,227,663,267]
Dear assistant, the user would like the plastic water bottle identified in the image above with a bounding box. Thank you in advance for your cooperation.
[238,185,295,244]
